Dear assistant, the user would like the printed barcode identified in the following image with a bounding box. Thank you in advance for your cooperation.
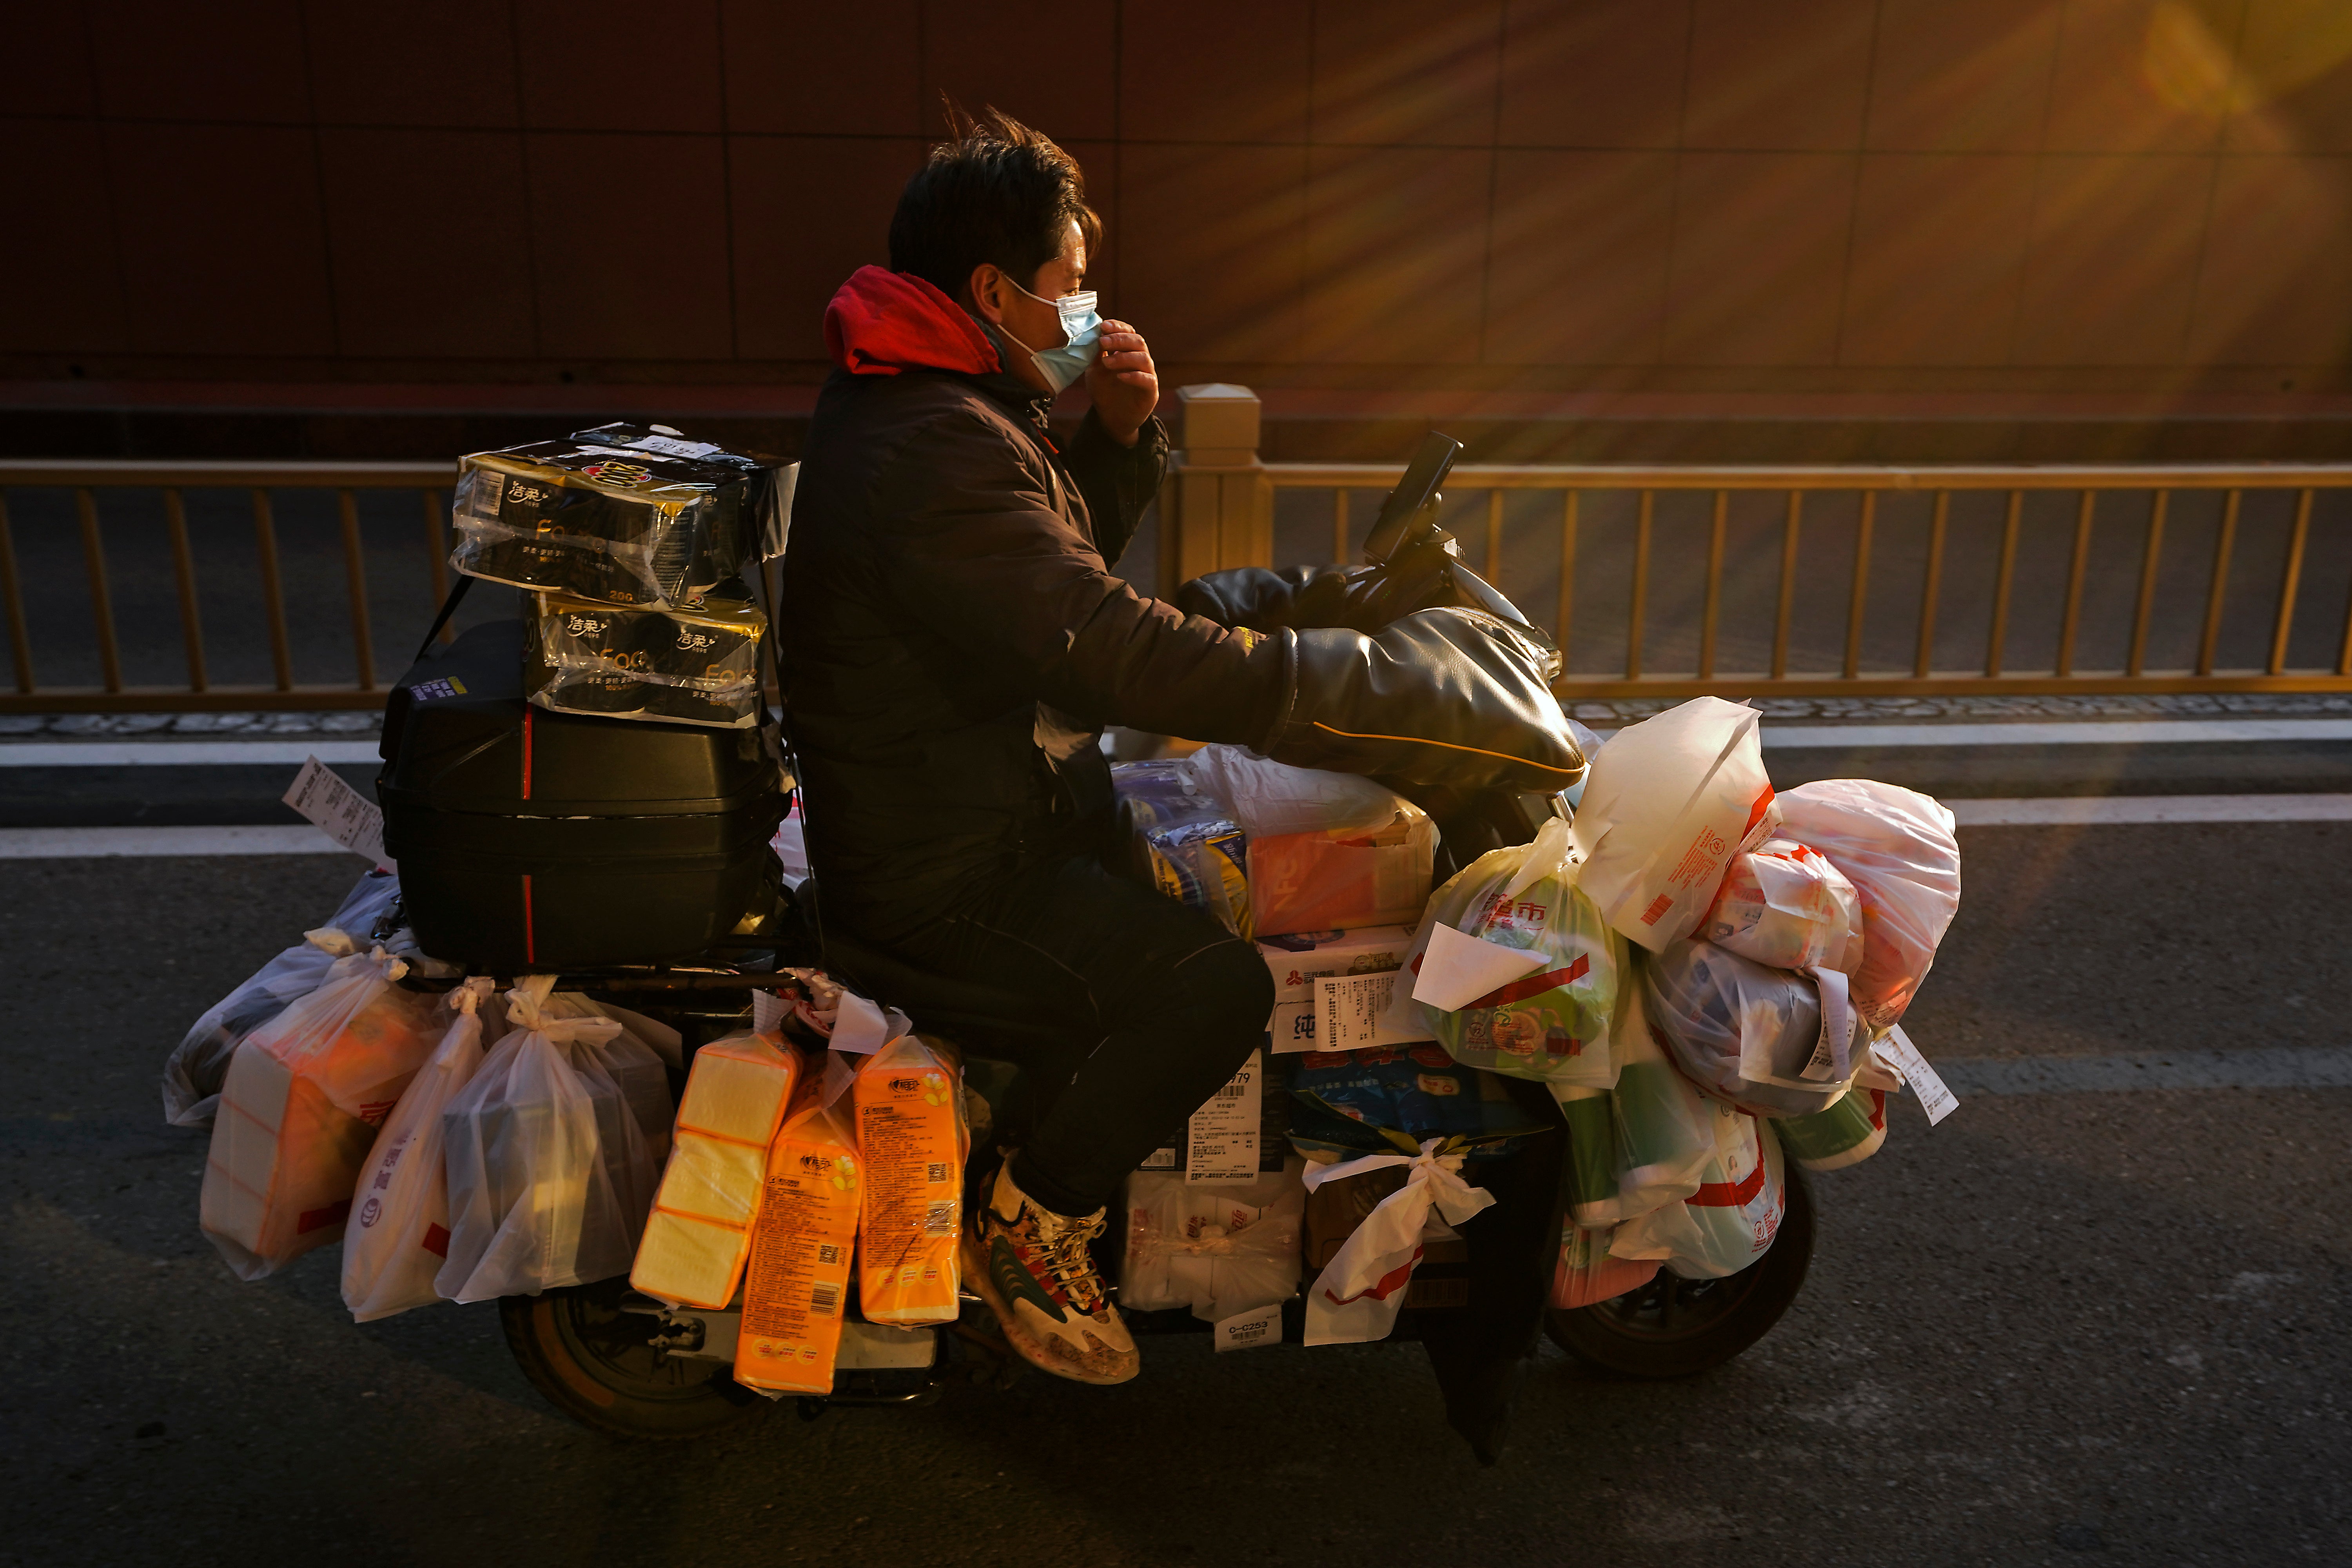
[923,1201,955,1236]
[926,1161,948,1183]
[816,1243,840,1266]
[809,1283,840,1317]
[1215,1082,1246,1098]
[468,468,502,518]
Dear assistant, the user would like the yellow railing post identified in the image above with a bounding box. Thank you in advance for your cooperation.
[1162,384,1270,588]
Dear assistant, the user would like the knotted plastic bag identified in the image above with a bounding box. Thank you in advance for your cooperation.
[1775,779,1961,1028]
[164,871,403,1128]
[1699,838,1864,975]
[341,978,495,1321]
[199,944,442,1281]
[1122,1160,1307,1322]
[1302,1139,1496,1345]
[1644,938,1856,1118]
[436,976,664,1301]
[1382,815,1622,1086]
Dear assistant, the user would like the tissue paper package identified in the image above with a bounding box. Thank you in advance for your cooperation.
[736,1089,862,1395]
[631,1029,800,1309]
[855,1037,966,1325]
[450,423,779,608]
[525,590,766,730]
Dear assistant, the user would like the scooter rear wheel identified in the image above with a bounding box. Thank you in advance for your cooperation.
[1543,1160,1815,1379]
[500,1277,768,1439]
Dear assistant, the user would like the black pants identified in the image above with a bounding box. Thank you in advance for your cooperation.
[859,853,1271,1218]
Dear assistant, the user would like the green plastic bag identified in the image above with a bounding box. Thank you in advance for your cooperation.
[1395,817,1624,1086]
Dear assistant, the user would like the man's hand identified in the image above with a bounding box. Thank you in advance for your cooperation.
[1088,319,1158,446]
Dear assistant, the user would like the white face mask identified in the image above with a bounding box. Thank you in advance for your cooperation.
[1002,279,1103,393]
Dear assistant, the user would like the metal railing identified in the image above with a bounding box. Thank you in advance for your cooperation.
[0,459,453,713]
[1161,390,2352,698]
[10,428,2352,715]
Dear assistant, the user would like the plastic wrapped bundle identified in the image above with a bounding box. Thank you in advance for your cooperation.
[1187,746,1432,938]
[1121,1159,1306,1321]
[200,947,443,1280]
[436,978,671,1301]
[1775,779,1961,1029]
[630,1029,800,1309]
[1643,939,1855,1117]
[737,1059,862,1396]
[1113,760,1252,938]
[854,1034,966,1326]
[524,589,766,729]
[1699,838,1864,975]
[451,423,779,608]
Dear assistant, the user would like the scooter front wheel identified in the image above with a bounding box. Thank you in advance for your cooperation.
[500,1276,768,1439]
[1543,1160,1816,1379]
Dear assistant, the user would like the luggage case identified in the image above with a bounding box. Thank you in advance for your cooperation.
[378,616,787,971]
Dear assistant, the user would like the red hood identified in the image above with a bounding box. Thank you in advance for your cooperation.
[824,265,1002,377]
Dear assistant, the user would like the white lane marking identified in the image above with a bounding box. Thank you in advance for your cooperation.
[1937,1047,2352,1096]
[1949,794,2352,825]
[0,825,363,859]
[1762,718,2352,748]
[0,740,379,767]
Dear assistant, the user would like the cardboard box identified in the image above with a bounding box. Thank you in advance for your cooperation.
[1259,926,1432,1055]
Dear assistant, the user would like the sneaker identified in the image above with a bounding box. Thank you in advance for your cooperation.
[962,1162,1139,1386]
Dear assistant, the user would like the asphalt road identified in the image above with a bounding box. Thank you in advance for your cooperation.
[0,825,2345,1568]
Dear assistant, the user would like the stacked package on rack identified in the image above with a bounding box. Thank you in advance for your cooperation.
[450,422,793,730]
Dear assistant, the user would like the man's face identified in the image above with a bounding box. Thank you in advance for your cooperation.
[970,220,1088,392]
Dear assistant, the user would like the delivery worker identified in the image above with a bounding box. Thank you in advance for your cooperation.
[780,107,1582,1385]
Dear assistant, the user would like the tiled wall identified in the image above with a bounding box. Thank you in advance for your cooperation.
[6,0,2351,391]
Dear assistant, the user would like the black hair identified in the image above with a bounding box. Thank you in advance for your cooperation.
[888,103,1102,301]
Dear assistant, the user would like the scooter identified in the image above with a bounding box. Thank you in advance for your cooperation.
[474,434,1817,1453]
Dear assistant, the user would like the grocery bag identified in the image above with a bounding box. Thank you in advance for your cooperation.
[1122,1159,1307,1322]
[1187,746,1435,936]
[164,870,404,1128]
[737,1054,863,1395]
[1644,938,1856,1117]
[1383,815,1622,1086]
[200,946,443,1281]
[854,1034,966,1325]
[436,976,664,1301]
[1611,1099,1786,1279]
[1776,779,1961,1028]
[1301,1138,1496,1346]
[1568,696,1780,952]
[340,978,495,1321]
[1699,839,1864,975]
[1551,1220,1659,1309]
[631,1027,800,1309]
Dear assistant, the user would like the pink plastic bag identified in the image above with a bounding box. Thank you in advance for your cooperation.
[1775,780,1961,1028]
[1699,838,1864,974]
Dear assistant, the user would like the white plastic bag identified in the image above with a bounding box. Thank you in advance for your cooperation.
[163,870,404,1128]
[341,979,495,1321]
[1382,816,1622,1086]
[1776,779,1961,1028]
[436,976,665,1301]
[199,945,443,1280]
[1610,1098,1786,1279]
[1186,746,1407,838]
[1699,838,1864,974]
[1568,696,1780,952]
[1122,1159,1306,1322]
[1300,1140,1495,1346]
[1644,938,1855,1117]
